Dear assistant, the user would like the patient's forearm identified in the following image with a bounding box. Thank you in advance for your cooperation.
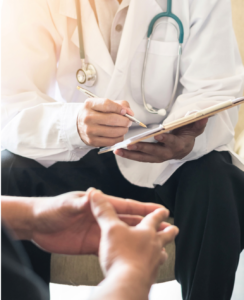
[1,196,35,240]
[90,265,151,300]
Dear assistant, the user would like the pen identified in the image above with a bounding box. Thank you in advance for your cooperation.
[77,86,147,128]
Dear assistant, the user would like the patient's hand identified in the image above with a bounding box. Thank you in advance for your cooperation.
[90,190,179,288]
[2,190,165,255]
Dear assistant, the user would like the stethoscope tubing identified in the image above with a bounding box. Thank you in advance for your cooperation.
[141,0,184,119]
[75,0,184,117]
[75,0,85,60]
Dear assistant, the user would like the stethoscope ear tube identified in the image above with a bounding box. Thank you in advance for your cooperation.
[75,0,85,60]
[147,0,184,44]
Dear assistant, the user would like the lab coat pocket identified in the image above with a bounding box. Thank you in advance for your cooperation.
[130,40,179,109]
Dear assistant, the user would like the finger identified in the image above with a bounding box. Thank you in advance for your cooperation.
[114,149,159,163]
[173,117,208,137]
[90,190,120,230]
[87,124,129,138]
[155,133,188,160]
[93,112,132,127]
[155,118,208,143]
[159,248,168,265]
[154,132,178,148]
[127,142,174,160]
[158,225,179,246]
[138,208,169,230]
[118,215,143,226]
[191,118,208,134]
[158,222,171,232]
[86,98,132,116]
[84,111,132,127]
[116,100,134,116]
[56,191,89,214]
[99,194,165,217]
[86,136,125,147]
[127,142,157,154]
[57,191,87,201]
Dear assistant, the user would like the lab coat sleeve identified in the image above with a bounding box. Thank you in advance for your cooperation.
[1,0,94,163]
[165,0,244,163]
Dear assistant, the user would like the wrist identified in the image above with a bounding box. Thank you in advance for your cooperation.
[94,263,152,300]
[1,196,36,240]
[106,263,152,292]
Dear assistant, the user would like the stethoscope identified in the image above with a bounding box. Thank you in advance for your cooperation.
[75,0,97,86]
[75,0,184,117]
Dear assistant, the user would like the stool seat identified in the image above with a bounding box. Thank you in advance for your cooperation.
[51,218,175,286]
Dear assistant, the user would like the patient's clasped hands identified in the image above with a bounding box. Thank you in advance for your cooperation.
[2,189,178,298]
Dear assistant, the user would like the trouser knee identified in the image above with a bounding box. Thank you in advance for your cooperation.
[1,150,44,196]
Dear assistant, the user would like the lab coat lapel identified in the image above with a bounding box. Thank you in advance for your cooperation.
[59,0,114,77]
[105,0,163,99]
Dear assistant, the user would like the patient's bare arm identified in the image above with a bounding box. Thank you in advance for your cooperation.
[89,190,179,300]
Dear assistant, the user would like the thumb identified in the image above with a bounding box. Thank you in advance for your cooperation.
[193,118,208,133]
[90,189,119,230]
[181,117,208,137]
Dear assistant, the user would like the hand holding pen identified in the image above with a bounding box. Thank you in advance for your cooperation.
[76,86,146,147]
[77,86,147,128]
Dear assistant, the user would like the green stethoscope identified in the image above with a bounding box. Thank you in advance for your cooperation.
[76,0,184,117]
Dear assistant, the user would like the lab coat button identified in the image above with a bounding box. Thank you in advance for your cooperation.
[115,24,123,32]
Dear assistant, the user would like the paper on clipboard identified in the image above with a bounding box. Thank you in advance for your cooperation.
[98,125,163,154]
[98,97,244,155]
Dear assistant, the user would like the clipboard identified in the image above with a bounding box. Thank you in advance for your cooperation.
[98,97,244,154]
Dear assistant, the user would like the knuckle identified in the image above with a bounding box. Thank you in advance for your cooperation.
[94,202,109,218]
[86,137,94,145]
[120,100,130,108]
[103,99,112,110]
[106,223,122,236]
[83,114,92,125]
[86,126,95,136]
[84,99,92,109]
[83,124,90,134]
[83,125,89,134]
[165,151,174,160]
[136,143,143,151]
[125,119,132,127]
[199,128,205,135]
[177,142,185,153]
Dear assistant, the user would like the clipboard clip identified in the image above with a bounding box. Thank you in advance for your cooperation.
[232,97,244,104]
[185,110,200,117]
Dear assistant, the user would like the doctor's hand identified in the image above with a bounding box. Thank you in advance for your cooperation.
[91,191,179,289]
[77,98,134,147]
[114,118,208,163]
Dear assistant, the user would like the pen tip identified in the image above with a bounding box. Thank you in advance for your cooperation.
[140,123,147,128]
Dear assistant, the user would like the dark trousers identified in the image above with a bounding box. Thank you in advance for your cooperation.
[2,149,244,300]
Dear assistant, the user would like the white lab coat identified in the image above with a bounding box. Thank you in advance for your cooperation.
[1,0,244,188]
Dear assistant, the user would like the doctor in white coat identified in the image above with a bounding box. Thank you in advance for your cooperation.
[1,0,244,299]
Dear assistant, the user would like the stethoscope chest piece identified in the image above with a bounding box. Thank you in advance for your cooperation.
[76,60,97,87]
